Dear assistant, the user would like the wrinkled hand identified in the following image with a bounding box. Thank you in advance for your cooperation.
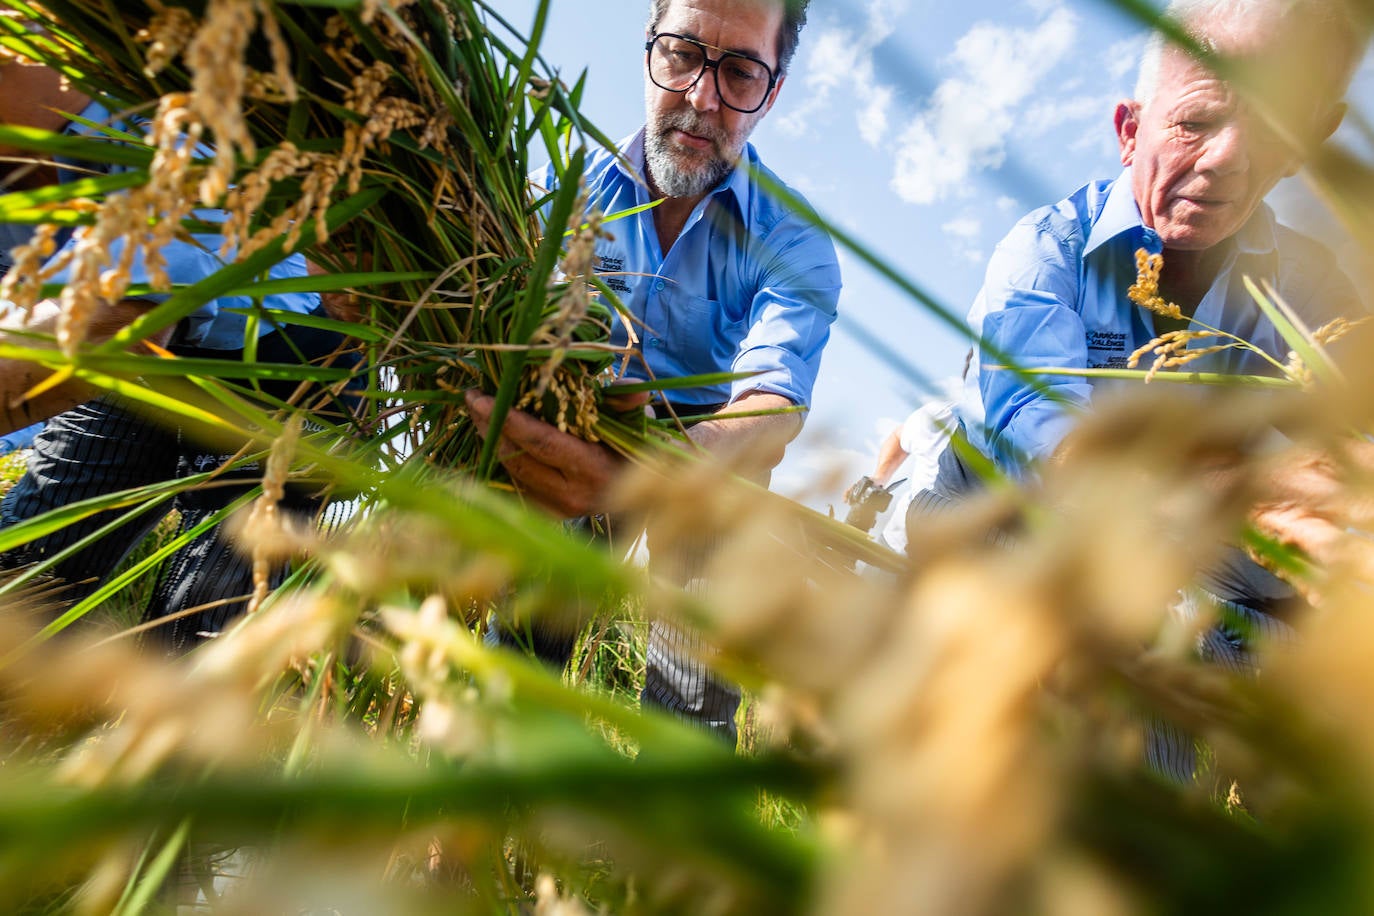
[1249,440,1374,602]
[844,475,880,507]
[465,389,648,518]
[602,389,654,417]
[0,297,173,436]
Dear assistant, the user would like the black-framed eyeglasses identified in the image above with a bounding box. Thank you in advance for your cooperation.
[644,32,777,114]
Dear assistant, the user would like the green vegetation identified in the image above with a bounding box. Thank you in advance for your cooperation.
[0,1,1372,914]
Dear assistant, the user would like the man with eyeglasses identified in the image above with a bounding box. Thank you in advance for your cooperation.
[468,0,839,745]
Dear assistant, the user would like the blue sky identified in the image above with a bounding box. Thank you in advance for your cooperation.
[485,0,1374,505]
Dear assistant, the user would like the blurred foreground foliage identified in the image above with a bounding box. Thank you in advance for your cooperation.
[1,0,1374,914]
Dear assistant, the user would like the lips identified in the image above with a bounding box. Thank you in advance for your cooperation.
[659,111,724,152]
[1171,193,1234,217]
[1173,185,1234,208]
[671,128,714,151]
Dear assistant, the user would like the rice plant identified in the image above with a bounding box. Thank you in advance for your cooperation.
[0,0,1373,914]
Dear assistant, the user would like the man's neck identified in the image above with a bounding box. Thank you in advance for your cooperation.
[1158,244,1228,319]
[650,191,706,254]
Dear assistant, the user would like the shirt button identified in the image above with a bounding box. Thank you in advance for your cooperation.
[653,279,665,291]
[649,338,664,349]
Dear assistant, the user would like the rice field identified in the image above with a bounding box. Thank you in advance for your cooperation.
[0,0,1373,914]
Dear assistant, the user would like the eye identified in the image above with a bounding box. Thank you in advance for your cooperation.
[726,63,758,81]
[659,39,703,67]
[722,57,766,84]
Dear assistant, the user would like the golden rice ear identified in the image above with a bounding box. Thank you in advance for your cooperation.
[1319,317,1374,430]
[184,0,258,205]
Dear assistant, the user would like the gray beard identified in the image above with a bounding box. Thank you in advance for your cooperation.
[644,114,736,198]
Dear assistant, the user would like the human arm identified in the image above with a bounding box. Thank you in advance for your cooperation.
[463,389,644,518]
[683,391,801,481]
[869,425,911,488]
[470,158,837,516]
[464,388,801,518]
[842,422,909,519]
[968,211,1096,475]
[1241,439,1374,605]
[0,296,171,434]
[0,62,89,191]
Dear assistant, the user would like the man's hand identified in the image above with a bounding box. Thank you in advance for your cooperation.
[1248,440,1374,603]
[842,475,894,533]
[685,392,802,483]
[0,297,172,436]
[465,387,800,517]
[844,475,883,507]
[465,389,646,518]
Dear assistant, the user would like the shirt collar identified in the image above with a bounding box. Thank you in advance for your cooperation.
[1084,166,1279,259]
[618,127,751,211]
[1084,170,1147,255]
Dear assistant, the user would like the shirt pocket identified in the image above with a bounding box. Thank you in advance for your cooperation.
[658,286,748,376]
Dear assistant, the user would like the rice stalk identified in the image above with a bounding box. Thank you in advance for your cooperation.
[0,0,1371,913]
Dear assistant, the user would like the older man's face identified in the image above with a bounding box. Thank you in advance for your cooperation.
[643,0,785,200]
[1117,32,1342,253]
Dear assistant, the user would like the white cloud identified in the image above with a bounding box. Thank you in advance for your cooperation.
[939,215,985,263]
[996,195,1019,212]
[858,84,894,146]
[771,438,870,505]
[941,216,981,239]
[1105,35,1145,85]
[1022,92,1112,136]
[890,4,1078,205]
[774,0,909,146]
[788,172,821,195]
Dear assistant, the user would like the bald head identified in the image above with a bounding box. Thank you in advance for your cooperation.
[1115,0,1369,255]
[1135,0,1368,109]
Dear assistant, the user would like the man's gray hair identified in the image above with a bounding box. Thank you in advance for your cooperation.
[646,0,810,75]
[1133,0,1368,104]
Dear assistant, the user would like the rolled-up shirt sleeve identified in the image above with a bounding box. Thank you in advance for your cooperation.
[729,211,841,407]
[971,216,1093,472]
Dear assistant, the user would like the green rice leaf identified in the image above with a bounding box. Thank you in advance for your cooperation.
[1244,276,1342,387]
[0,124,153,169]
[476,145,585,478]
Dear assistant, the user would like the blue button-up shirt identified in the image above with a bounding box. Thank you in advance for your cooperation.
[961,169,1363,475]
[42,101,317,351]
[535,130,840,409]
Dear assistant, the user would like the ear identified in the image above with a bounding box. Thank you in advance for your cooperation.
[1284,100,1347,178]
[1114,100,1140,166]
[759,74,785,117]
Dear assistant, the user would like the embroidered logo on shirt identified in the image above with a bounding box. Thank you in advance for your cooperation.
[1086,331,1127,352]
[596,254,631,293]
[1086,331,1130,369]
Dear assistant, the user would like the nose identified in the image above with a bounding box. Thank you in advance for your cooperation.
[684,66,721,113]
[1195,120,1249,176]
